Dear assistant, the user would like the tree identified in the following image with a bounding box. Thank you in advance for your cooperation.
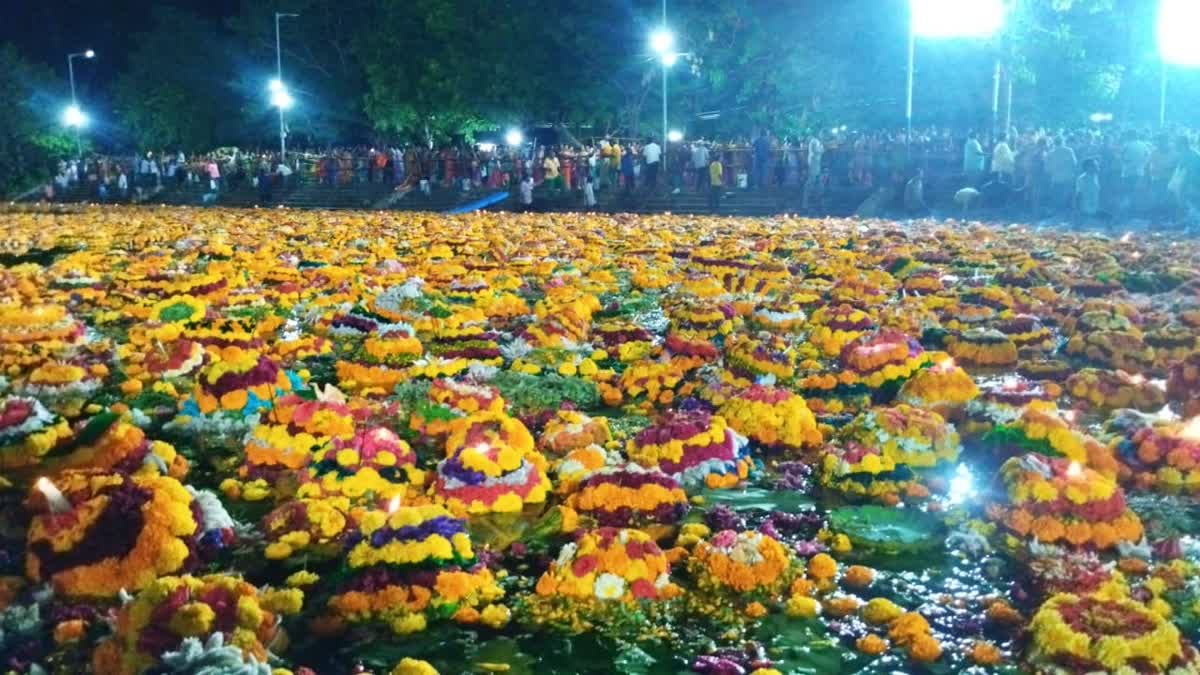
[0,44,76,195]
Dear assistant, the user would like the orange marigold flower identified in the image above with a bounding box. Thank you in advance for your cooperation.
[856,634,889,656]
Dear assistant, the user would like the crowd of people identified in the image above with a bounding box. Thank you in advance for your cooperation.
[42,150,296,204]
[36,125,1200,224]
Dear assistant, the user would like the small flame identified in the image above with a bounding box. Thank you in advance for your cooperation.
[35,477,71,514]
[1066,461,1083,479]
[386,495,401,514]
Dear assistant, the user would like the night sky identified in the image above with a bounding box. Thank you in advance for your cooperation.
[2,0,239,90]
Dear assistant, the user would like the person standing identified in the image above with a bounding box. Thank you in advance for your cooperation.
[642,139,661,190]
[963,132,986,185]
[543,151,561,192]
[583,174,597,209]
[691,141,710,192]
[620,147,635,193]
[802,133,824,211]
[1172,134,1200,224]
[1075,158,1102,224]
[991,135,1015,184]
[752,131,772,190]
[1119,130,1151,213]
[1046,136,1078,213]
[707,155,723,212]
[519,173,535,211]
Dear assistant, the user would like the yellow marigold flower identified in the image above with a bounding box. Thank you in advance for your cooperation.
[168,602,215,637]
[480,604,511,629]
[236,595,263,629]
[261,588,304,615]
[264,542,293,560]
[808,553,838,580]
[392,658,440,675]
[390,612,427,634]
[786,595,821,619]
[862,598,904,625]
[856,634,889,656]
[286,570,320,587]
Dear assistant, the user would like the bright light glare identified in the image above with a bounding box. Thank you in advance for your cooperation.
[268,78,284,92]
[505,129,523,146]
[1089,112,1114,123]
[661,51,679,67]
[911,0,1006,39]
[270,88,294,109]
[1160,0,1200,66]
[650,28,674,54]
[947,464,975,505]
[477,142,496,153]
[62,104,87,128]
[667,129,684,143]
[84,49,95,59]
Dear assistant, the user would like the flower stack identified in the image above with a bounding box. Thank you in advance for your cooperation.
[897,356,979,420]
[0,396,72,472]
[944,328,1018,368]
[717,385,822,453]
[1065,311,1154,373]
[327,504,505,635]
[305,426,422,504]
[838,330,930,391]
[14,362,102,418]
[1167,352,1200,418]
[687,529,797,605]
[820,404,961,503]
[182,346,288,417]
[994,314,1054,352]
[539,410,611,455]
[91,574,302,675]
[1065,368,1167,413]
[25,470,199,597]
[990,454,1143,550]
[981,400,1121,478]
[725,333,796,382]
[1116,421,1200,493]
[566,465,689,528]
[529,527,679,634]
[807,304,875,358]
[628,410,752,489]
[433,411,550,514]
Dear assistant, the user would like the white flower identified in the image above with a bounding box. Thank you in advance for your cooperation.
[594,573,627,601]
[556,542,578,568]
[500,337,533,362]
[654,573,670,590]
[468,363,499,381]
[187,487,235,532]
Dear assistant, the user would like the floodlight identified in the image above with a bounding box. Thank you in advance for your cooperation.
[505,129,523,146]
[62,104,87,128]
[650,28,674,55]
[667,129,684,142]
[911,0,1006,39]
[1160,0,1200,66]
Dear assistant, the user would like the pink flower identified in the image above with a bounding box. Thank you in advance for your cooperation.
[710,530,738,548]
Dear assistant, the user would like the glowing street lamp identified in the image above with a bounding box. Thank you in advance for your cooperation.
[62,104,87,128]
[66,49,95,159]
[649,28,674,56]
[269,84,294,110]
[1158,0,1200,127]
[505,129,524,147]
[906,0,1006,142]
[667,129,684,143]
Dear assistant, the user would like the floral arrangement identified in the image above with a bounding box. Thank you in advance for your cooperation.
[186,347,289,416]
[688,529,797,598]
[897,357,979,419]
[617,357,701,407]
[628,410,752,488]
[433,411,550,514]
[1065,329,1155,373]
[717,385,822,452]
[1117,422,1200,493]
[91,573,302,675]
[990,454,1143,550]
[981,400,1120,477]
[566,465,688,528]
[944,328,1018,367]
[995,314,1054,351]
[0,396,72,471]
[838,331,929,389]
[306,426,422,503]
[1028,592,1192,673]
[539,410,612,455]
[25,470,199,597]
[13,362,101,417]
[820,405,960,502]
[327,504,506,635]
[527,527,680,635]
[1065,368,1167,412]
[725,334,796,381]
[50,413,187,478]
[808,304,875,357]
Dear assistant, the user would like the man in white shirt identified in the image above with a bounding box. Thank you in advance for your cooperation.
[991,135,1015,184]
[1120,130,1151,211]
[642,140,661,189]
[519,174,534,210]
[1075,158,1101,222]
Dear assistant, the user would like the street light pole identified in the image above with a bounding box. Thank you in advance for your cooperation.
[66,51,93,159]
[661,0,668,182]
[275,12,298,162]
[905,24,915,148]
[1160,62,1167,128]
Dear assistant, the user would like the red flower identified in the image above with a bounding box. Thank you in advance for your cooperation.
[572,555,598,577]
[630,578,658,600]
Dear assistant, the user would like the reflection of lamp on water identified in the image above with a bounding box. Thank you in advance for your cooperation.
[947,464,975,504]
[35,477,71,514]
